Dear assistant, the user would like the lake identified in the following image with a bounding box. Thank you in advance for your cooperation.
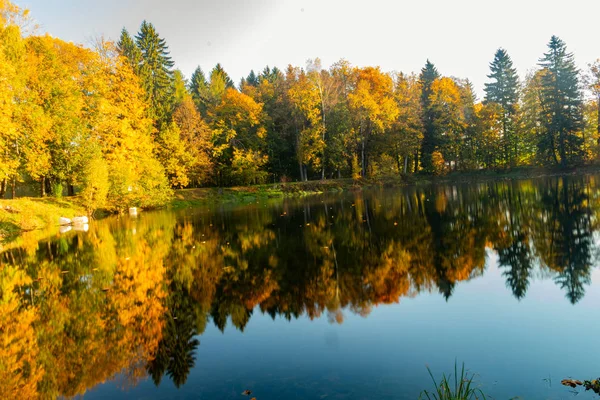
[2,175,600,399]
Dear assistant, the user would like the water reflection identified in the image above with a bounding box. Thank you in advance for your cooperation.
[1,176,599,398]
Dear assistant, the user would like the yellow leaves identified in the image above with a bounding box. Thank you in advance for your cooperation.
[230,148,269,185]
[348,66,398,133]
[0,265,42,400]
[0,0,28,29]
[430,77,462,112]
[214,88,264,127]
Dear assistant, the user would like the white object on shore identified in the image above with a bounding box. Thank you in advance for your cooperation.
[72,216,89,225]
[72,223,89,232]
[59,217,72,226]
[129,207,138,216]
[59,216,89,227]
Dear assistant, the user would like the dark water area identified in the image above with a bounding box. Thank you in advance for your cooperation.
[2,175,600,399]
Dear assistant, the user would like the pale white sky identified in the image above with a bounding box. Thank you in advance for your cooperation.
[16,0,600,99]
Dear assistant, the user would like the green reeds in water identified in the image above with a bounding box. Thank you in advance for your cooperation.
[419,362,487,400]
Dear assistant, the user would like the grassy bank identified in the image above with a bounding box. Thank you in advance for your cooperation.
[171,179,353,209]
[172,165,600,209]
[0,197,85,246]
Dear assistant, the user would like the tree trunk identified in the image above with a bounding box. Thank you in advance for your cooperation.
[68,184,75,196]
[404,156,409,174]
[45,177,52,196]
[559,130,567,167]
[414,151,419,173]
[361,133,366,177]
[597,97,600,146]
[0,179,5,198]
[303,165,308,181]
[11,178,15,199]
[337,169,341,179]
[40,176,46,197]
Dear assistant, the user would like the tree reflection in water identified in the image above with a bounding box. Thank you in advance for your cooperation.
[1,175,599,398]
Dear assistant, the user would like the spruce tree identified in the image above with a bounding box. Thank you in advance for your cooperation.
[212,63,234,88]
[538,36,584,166]
[116,29,142,74]
[484,48,520,166]
[419,60,440,173]
[189,66,208,114]
[246,70,259,86]
[134,20,175,123]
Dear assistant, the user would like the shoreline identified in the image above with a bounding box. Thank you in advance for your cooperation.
[170,164,600,209]
[2,165,600,244]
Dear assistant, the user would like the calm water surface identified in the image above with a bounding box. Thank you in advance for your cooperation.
[3,176,600,399]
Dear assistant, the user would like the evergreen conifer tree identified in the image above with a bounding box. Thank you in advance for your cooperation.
[538,36,584,166]
[484,48,520,166]
[419,60,440,173]
[134,20,175,123]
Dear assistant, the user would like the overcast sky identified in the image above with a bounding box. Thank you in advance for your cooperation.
[16,0,600,98]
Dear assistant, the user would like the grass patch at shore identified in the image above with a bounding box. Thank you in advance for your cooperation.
[171,179,352,209]
[0,197,85,244]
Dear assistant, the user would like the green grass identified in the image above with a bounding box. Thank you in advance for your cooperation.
[0,197,85,246]
[419,362,487,400]
[170,180,351,209]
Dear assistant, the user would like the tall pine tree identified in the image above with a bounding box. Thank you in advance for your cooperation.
[484,48,520,166]
[134,20,175,124]
[538,36,584,166]
[189,66,208,114]
[246,70,259,86]
[116,28,142,74]
[419,60,440,173]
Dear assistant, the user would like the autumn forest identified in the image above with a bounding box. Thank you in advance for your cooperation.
[1,1,600,213]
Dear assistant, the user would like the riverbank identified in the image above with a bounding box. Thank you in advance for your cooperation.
[2,164,600,241]
[0,197,85,245]
[171,164,600,209]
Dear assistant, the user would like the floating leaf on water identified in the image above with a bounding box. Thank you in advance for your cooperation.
[561,379,582,388]
[241,389,252,395]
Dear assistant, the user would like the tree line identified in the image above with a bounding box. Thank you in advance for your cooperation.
[2,1,600,211]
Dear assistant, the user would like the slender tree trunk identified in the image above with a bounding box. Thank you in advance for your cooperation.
[404,156,409,174]
[304,165,308,181]
[337,169,341,179]
[11,178,15,199]
[361,132,366,177]
[395,149,402,174]
[414,151,419,173]
[40,176,46,197]
[68,184,74,196]
[0,179,5,198]
[597,97,600,146]
[559,129,567,167]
